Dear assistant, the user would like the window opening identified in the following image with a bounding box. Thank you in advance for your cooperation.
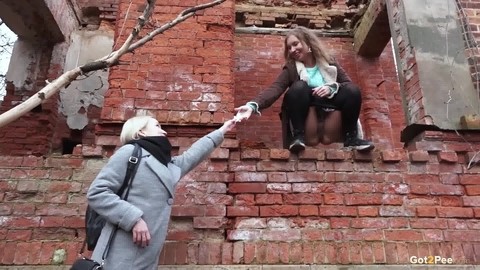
[0,19,17,101]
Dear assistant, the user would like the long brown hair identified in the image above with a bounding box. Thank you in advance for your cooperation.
[283,26,334,64]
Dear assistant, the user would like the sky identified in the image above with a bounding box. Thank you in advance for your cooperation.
[0,22,17,100]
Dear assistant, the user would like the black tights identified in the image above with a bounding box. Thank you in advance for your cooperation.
[284,80,362,137]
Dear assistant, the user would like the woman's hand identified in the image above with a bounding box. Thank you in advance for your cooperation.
[132,218,151,247]
[312,86,331,98]
[219,118,237,134]
[233,105,253,122]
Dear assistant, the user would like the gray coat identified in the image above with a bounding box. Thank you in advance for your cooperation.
[86,130,224,270]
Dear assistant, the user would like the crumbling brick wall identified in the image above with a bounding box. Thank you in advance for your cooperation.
[95,0,235,147]
[1,144,480,265]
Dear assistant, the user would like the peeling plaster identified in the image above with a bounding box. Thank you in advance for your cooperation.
[60,30,113,130]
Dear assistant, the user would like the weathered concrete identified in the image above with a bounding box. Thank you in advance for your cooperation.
[5,39,42,91]
[393,0,480,130]
[353,0,391,57]
[59,30,113,129]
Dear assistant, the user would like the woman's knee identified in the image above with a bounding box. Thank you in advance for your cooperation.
[285,81,311,100]
[340,83,362,99]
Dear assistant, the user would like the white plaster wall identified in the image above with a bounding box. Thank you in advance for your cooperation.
[59,30,113,129]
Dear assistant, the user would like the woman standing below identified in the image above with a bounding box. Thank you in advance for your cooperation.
[86,116,236,269]
[235,26,374,153]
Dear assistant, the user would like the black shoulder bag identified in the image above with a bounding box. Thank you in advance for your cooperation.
[71,144,142,270]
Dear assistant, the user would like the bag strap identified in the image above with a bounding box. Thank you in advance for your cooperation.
[78,144,142,258]
[117,143,142,198]
[101,144,142,261]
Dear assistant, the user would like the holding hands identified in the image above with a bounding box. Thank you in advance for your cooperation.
[219,118,238,134]
[233,105,254,122]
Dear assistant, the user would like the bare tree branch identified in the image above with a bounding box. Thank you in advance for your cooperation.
[0,0,226,128]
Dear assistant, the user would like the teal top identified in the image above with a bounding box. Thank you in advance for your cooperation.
[306,65,325,88]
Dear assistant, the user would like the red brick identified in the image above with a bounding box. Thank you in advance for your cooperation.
[416,206,437,217]
[255,194,282,205]
[351,218,388,228]
[439,173,459,184]
[286,171,323,182]
[235,172,267,182]
[460,174,480,184]
[240,149,261,160]
[266,183,291,193]
[0,157,23,167]
[44,157,84,168]
[226,206,259,217]
[430,184,464,195]
[232,242,243,264]
[171,205,206,217]
[463,196,480,207]
[6,230,32,241]
[437,151,458,163]
[210,148,229,160]
[257,161,296,171]
[345,194,383,205]
[268,172,287,182]
[409,150,430,162]
[198,172,233,182]
[440,196,462,207]
[323,194,344,205]
[325,149,347,160]
[21,156,43,167]
[284,193,322,204]
[319,206,357,216]
[259,205,298,216]
[358,206,378,216]
[350,148,375,163]
[437,207,474,218]
[298,205,319,216]
[229,183,266,193]
[466,185,480,195]
[381,150,405,162]
[269,149,290,160]
[193,217,227,229]
[444,231,480,242]
[199,242,223,264]
[262,229,301,241]
[298,149,324,160]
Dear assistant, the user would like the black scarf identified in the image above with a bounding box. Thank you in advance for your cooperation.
[127,136,172,166]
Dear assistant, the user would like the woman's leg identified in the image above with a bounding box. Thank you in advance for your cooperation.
[326,83,374,150]
[284,81,312,152]
[305,107,320,146]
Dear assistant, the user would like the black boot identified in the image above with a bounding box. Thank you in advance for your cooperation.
[344,129,374,151]
[289,129,306,154]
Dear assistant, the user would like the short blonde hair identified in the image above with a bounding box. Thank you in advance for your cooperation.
[119,116,153,145]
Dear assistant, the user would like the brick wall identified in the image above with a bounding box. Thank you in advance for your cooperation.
[0,47,58,156]
[0,0,79,156]
[97,0,236,145]
[1,142,480,266]
[75,0,119,22]
[234,34,403,149]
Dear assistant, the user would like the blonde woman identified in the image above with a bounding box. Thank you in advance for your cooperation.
[87,116,236,269]
[235,26,374,153]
